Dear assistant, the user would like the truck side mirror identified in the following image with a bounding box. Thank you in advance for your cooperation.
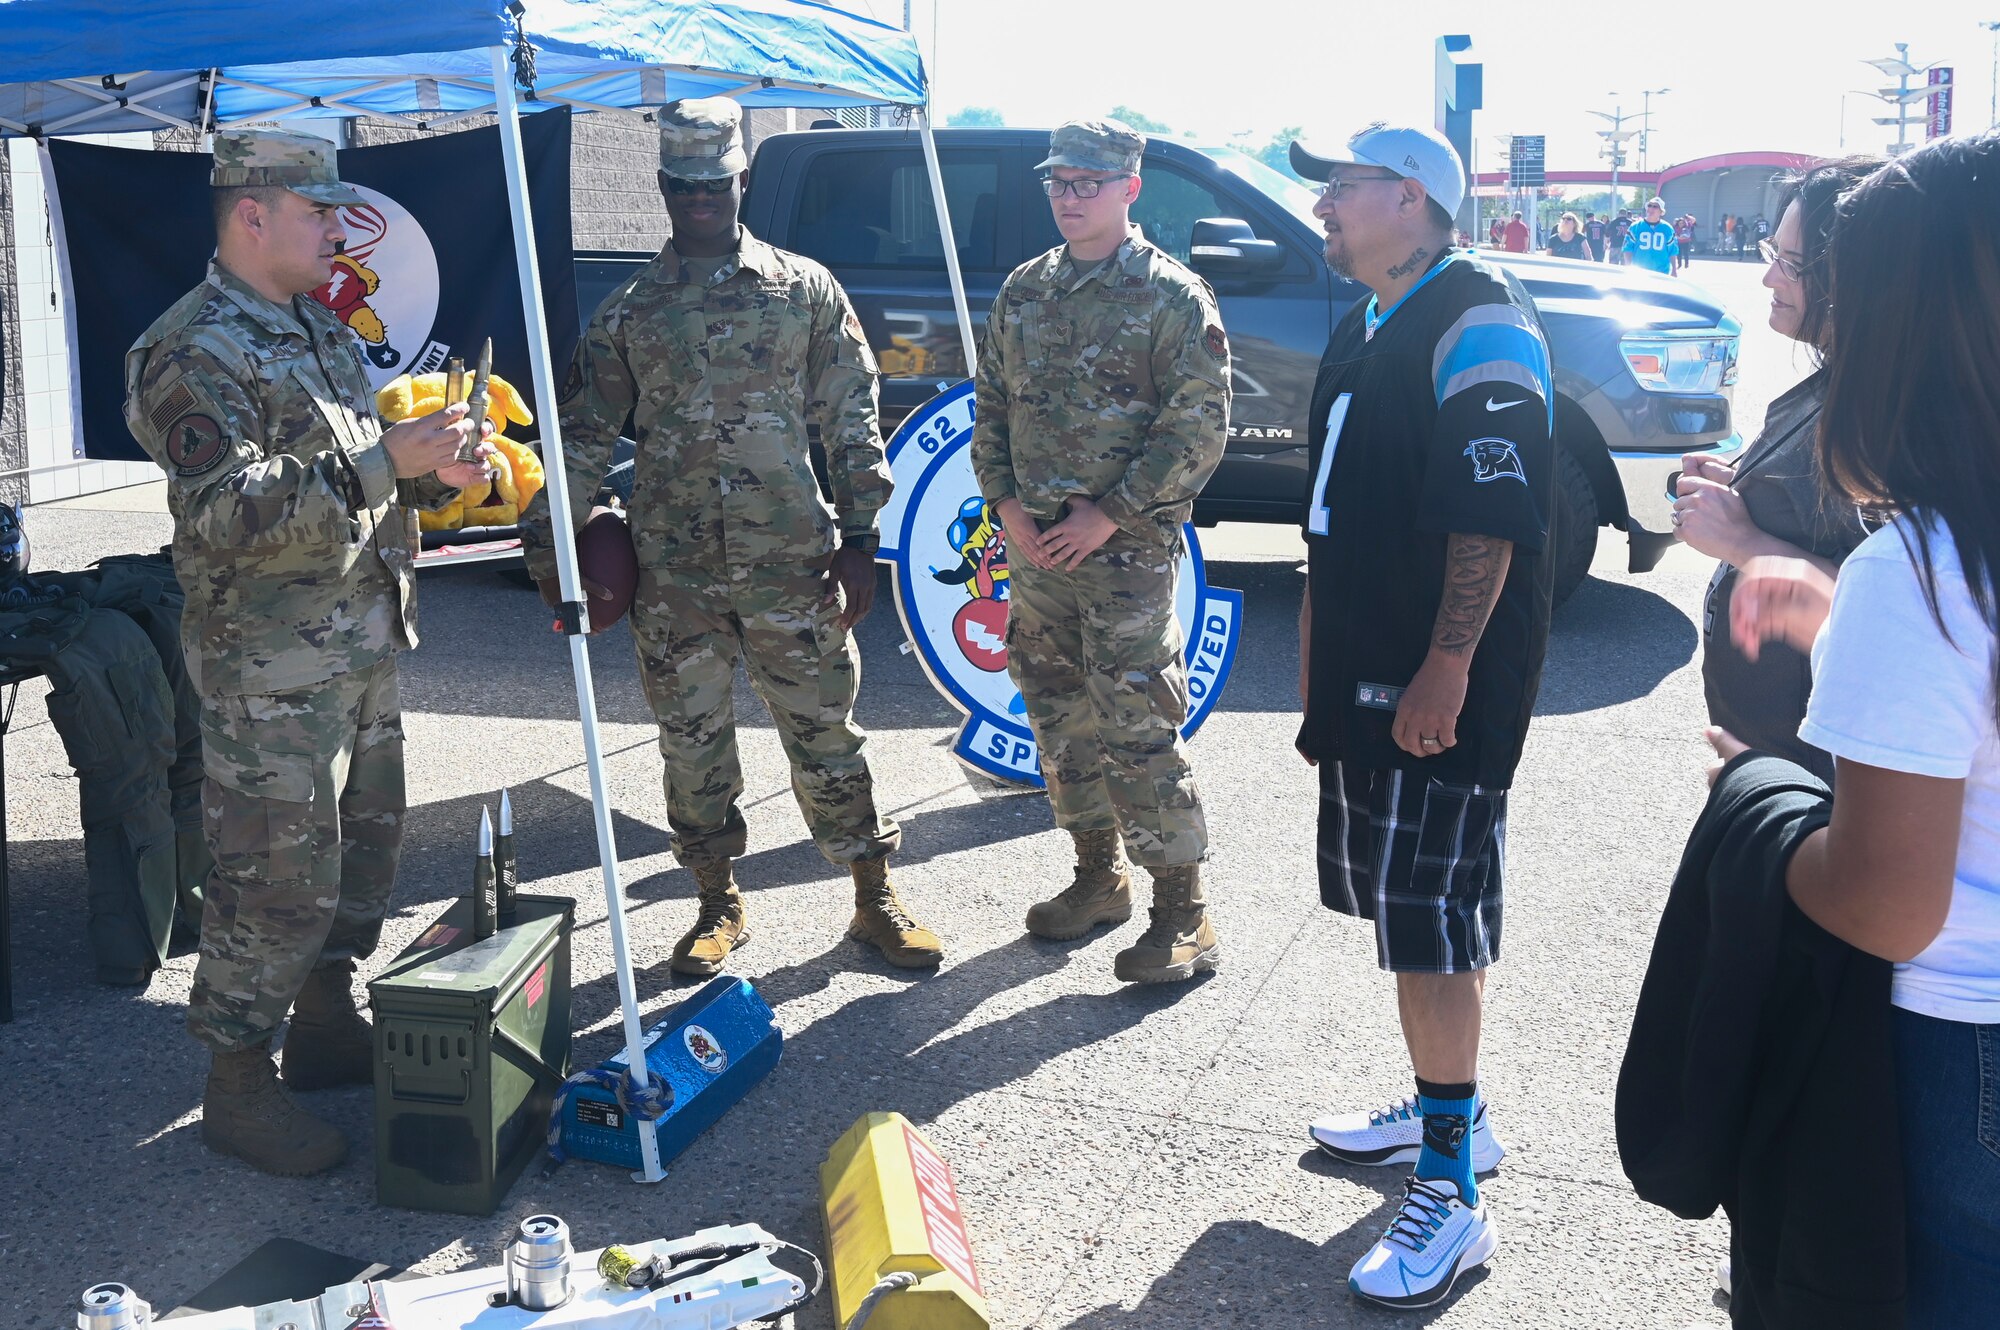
[1189,218,1284,277]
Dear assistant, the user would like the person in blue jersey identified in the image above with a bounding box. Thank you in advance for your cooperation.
[1288,122,1556,1310]
[1623,196,1680,275]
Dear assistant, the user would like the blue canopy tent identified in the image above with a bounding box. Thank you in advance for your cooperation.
[0,0,972,1178]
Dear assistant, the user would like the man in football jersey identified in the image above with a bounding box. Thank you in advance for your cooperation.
[1288,122,1556,1308]
[1624,196,1680,275]
[1607,209,1633,264]
[1583,212,1608,263]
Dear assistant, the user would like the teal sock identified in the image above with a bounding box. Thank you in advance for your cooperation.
[1414,1077,1479,1206]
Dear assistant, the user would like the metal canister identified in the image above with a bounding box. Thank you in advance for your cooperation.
[506,1214,573,1311]
[76,1283,151,1330]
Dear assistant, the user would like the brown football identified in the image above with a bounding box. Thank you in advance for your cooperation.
[574,506,637,634]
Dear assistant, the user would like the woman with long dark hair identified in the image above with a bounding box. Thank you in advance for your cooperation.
[1675,155,1883,784]
[1727,128,2000,1321]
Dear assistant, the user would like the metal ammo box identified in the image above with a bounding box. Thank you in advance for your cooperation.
[367,893,574,1215]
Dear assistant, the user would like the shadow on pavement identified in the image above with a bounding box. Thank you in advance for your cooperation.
[1535,575,1696,716]
[1057,1163,1488,1329]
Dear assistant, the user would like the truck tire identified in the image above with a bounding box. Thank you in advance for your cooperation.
[1552,447,1598,605]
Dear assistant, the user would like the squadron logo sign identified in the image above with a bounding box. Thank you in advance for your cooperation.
[877,382,1243,785]
[308,186,448,387]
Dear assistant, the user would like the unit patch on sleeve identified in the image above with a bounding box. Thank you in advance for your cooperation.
[1204,324,1228,360]
[168,413,229,476]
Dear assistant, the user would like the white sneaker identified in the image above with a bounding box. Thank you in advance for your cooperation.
[1349,1176,1497,1309]
[1310,1095,1507,1173]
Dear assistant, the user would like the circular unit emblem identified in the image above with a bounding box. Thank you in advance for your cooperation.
[875,381,1243,786]
[682,1024,728,1075]
[307,185,441,387]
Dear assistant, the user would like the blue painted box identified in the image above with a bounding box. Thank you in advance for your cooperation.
[557,975,783,1171]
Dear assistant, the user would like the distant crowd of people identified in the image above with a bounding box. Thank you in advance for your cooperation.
[1478,201,1773,276]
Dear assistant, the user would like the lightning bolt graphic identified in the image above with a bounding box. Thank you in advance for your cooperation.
[963,620,1005,656]
[325,269,348,302]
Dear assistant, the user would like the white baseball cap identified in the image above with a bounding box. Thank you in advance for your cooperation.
[1290,123,1467,217]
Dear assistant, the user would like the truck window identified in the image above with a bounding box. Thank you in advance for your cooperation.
[792,149,1001,270]
[1129,166,1233,265]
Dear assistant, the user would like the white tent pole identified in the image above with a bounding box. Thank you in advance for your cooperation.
[917,107,977,377]
[488,44,665,1186]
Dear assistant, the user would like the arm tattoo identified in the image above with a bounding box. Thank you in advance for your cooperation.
[1386,247,1430,280]
[1432,533,1514,656]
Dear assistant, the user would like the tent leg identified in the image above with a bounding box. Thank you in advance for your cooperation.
[489,45,666,1186]
[917,109,978,378]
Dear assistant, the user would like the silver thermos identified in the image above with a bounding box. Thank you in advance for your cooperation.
[506,1214,573,1311]
[76,1283,151,1330]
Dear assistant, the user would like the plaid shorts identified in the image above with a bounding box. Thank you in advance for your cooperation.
[1317,761,1507,974]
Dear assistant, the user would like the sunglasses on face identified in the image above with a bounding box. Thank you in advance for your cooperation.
[1314,172,1402,201]
[665,176,734,196]
[1040,174,1130,199]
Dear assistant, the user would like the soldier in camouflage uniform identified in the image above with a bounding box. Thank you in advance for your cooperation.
[124,129,491,1176]
[972,119,1232,985]
[519,98,941,974]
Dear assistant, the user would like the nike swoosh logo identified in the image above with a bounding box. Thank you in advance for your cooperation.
[1485,398,1526,412]
[1405,1218,1474,1280]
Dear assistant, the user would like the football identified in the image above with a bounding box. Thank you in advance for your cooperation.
[574,506,638,634]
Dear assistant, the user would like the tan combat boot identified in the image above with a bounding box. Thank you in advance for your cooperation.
[1025,827,1134,940]
[848,859,943,968]
[282,959,375,1091]
[202,1045,350,1176]
[1113,864,1221,984]
[672,861,751,977]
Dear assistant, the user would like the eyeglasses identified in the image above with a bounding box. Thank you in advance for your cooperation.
[665,176,734,197]
[1040,174,1130,199]
[1757,238,1808,281]
[1314,172,1402,201]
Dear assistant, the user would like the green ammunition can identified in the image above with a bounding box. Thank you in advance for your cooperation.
[368,893,574,1215]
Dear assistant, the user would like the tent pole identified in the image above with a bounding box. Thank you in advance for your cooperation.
[917,108,977,377]
[488,44,666,1186]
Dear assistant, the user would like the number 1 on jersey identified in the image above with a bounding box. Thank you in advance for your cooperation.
[1306,392,1352,536]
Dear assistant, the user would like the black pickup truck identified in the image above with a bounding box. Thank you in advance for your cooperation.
[575,127,1744,601]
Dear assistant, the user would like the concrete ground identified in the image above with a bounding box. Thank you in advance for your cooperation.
[1,259,1791,1328]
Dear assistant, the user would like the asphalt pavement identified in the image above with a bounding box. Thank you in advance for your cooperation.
[0,257,1795,1328]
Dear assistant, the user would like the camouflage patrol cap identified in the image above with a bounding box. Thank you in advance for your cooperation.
[210,128,364,206]
[1036,118,1144,174]
[659,97,748,180]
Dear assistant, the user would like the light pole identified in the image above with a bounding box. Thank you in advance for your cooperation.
[1861,43,1953,154]
[1590,101,1641,216]
[1639,86,1671,173]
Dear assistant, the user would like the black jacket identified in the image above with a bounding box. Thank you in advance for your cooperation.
[1618,753,1902,1328]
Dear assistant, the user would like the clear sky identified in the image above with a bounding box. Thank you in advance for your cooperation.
[846,1,2000,173]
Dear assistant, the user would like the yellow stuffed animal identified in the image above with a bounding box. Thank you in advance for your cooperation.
[375,370,544,531]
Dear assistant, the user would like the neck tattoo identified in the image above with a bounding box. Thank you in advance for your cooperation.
[1386,247,1430,281]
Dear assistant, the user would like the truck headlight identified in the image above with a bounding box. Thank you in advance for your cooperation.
[1619,331,1738,394]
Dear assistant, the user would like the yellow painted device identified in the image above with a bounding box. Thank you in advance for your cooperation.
[819,1111,990,1330]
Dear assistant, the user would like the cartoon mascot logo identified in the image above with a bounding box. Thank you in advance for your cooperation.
[878,382,1243,785]
[1464,436,1528,484]
[307,186,444,388]
[933,496,1011,673]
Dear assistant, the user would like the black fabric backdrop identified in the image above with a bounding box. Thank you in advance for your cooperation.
[49,108,577,462]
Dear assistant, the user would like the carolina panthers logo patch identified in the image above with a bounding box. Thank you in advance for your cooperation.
[1464,437,1527,484]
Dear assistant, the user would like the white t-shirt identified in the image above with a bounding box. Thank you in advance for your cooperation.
[1801,515,2000,1023]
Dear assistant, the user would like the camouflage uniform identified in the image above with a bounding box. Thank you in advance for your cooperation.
[124,130,457,1055]
[972,124,1231,870]
[518,101,897,872]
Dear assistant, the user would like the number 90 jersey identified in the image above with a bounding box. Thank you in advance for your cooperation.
[1298,250,1557,788]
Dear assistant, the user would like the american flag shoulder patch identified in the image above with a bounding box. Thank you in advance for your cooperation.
[147,376,199,437]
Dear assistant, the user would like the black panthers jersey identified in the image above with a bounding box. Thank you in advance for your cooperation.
[1298,250,1556,788]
